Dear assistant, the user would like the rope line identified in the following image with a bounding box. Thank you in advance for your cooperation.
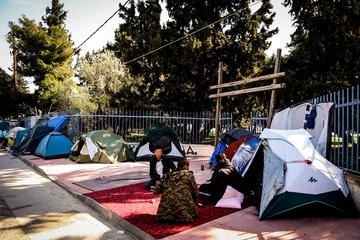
[124,0,262,64]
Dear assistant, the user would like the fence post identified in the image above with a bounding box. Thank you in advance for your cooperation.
[267,49,282,128]
[214,62,223,150]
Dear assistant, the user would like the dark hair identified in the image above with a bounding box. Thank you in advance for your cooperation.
[177,157,190,168]
[215,152,227,162]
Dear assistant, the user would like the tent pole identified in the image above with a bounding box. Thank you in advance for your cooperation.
[267,49,282,128]
[214,62,223,151]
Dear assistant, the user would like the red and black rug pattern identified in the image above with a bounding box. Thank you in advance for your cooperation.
[84,182,243,239]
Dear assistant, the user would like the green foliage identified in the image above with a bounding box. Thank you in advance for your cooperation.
[7,0,75,110]
[109,0,163,109]
[77,50,142,110]
[40,77,96,113]
[280,0,360,104]
[0,68,33,118]
[0,68,17,118]
[109,0,277,118]
[42,0,67,28]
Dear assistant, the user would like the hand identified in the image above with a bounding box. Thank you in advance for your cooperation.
[150,186,155,192]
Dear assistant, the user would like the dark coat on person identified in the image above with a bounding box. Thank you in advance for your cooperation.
[211,157,243,186]
[149,156,176,181]
[153,168,199,224]
[200,156,245,204]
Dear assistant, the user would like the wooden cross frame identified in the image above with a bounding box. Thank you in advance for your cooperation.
[209,49,285,150]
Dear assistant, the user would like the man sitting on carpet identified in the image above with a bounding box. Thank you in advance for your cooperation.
[152,157,199,224]
[145,147,176,190]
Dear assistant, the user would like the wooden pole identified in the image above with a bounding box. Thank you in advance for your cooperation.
[209,72,285,90]
[208,83,285,99]
[267,48,282,128]
[214,62,223,150]
[13,48,17,90]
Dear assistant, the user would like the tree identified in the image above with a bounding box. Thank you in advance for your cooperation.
[110,0,163,109]
[0,68,33,118]
[0,68,17,118]
[39,76,96,113]
[165,0,277,115]
[110,0,277,119]
[42,0,67,27]
[281,0,360,104]
[77,50,141,110]
[7,0,75,110]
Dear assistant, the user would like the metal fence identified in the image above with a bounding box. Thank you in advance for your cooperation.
[21,110,80,129]
[39,109,231,145]
[250,84,360,173]
[250,112,268,135]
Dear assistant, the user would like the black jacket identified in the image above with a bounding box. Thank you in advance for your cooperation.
[202,157,245,204]
[149,156,176,181]
[212,158,244,191]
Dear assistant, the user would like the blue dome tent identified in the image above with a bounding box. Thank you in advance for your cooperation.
[35,132,73,159]
[43,116,69,132]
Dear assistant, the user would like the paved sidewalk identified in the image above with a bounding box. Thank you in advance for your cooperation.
[0,194,30,240]
[0,153,135,240]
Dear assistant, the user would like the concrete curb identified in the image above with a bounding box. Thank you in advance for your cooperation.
[14,154,158,240]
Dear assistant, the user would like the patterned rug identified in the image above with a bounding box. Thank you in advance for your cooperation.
[85,181,246,239]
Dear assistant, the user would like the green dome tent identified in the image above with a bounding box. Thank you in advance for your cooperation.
[135,123,185,161]
[69,130,134,164]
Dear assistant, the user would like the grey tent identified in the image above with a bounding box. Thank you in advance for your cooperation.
[6,127,26,139]
[258,128,355,220]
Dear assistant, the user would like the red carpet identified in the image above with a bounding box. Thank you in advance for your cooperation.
[85,182,243,239]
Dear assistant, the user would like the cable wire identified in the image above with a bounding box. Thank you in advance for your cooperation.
[71,0,131,57]
[50,0,130,71]
[124,0,261,64]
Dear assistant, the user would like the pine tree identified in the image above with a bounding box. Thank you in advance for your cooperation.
[110,0,163,109]
[110,0,277,116]
[42,0,67,27]
[282,0,360,103]
[7,0,75,110]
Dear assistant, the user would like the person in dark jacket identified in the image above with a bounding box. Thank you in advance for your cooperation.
[152,157,198,224]
[200,152,246,204]
[145,147,176,189]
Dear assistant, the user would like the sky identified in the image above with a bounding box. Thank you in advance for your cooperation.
[0,0,295,78]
